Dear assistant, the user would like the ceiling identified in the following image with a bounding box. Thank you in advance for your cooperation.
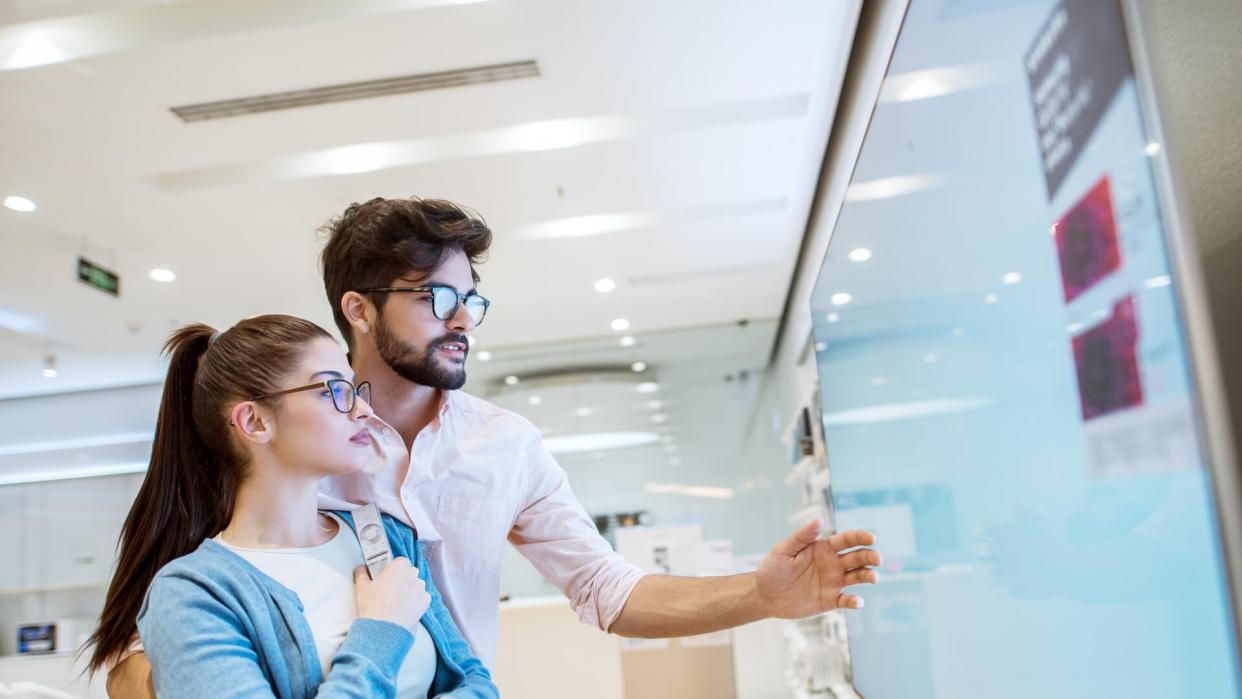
[0,0,859,514]
[0,0,857,399]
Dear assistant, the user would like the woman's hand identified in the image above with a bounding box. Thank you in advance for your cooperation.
[353,558,431,631]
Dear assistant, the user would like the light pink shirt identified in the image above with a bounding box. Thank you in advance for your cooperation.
[317,390,644,668]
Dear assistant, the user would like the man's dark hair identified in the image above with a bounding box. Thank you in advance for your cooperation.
[320,197,492,348]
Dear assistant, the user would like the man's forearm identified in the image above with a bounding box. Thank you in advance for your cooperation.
[608,573,766,638]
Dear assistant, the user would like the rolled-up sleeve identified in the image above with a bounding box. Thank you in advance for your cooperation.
[506,427,645,631]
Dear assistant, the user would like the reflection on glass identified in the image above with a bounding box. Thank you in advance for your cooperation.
[809,1,1239,697]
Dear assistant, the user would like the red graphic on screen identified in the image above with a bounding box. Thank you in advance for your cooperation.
[1073,296,1143,421]
[1054,176,1122,303]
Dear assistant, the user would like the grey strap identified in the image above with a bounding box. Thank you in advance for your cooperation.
[350,503,392,579]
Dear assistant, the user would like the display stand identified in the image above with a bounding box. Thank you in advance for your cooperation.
[779,384,859,699]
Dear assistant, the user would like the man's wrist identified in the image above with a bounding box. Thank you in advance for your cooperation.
[741,571,770,622]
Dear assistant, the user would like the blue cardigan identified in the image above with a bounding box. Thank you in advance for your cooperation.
[136,511,498,699]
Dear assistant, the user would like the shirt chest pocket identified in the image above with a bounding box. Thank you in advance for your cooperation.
[435,495,511,576]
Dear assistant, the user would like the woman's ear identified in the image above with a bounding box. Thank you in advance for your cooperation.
[341,291,372,337]
[230,402,274,446]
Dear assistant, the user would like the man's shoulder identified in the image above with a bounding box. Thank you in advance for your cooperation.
[448,390,539,434]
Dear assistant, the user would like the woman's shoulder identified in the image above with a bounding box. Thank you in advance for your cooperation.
[152,538,233,580]
[141,540,256,617]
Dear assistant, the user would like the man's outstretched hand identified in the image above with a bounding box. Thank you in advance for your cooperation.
[755,520,880,618]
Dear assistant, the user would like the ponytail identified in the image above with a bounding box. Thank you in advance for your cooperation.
[86,315,332,675]
[86,324,235,674]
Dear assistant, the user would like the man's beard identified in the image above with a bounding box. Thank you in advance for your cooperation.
[373,315,467,390]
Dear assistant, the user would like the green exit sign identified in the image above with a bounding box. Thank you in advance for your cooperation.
[78,257,120,296]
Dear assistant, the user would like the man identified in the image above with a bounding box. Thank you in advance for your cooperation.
[108,197,879,694]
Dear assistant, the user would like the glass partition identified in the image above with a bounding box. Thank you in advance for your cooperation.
[809,1,1240,696]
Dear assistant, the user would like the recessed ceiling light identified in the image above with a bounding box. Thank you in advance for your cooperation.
[636,382,660,394]
[0,306,40,335]
[519,211,656,240]
[4,196,36,213]
[1145,275,1172,289]
[528,395,542,405]
[1002,272,1022,285]
[879,65,1001,104]
[984,293,999,304]
[1145,142,1161,157]
[631,361,646,372]
[644,482,734,500]
[594,278,617,293]
[611,318,630,332]
[646,400,664,410]
[326,143,394,175]
[619,335,636,347]
[651,414,668,423]
[848,248,873,262]
[826,312,839,323]
[823,397,993,426]
[148,268,176,282]
[477,351,492,362]
[831,293,853,306]
[504,375,519,386]
[7,37,64,70]
[897,77,949,102]
[815,342,828,352]
[542,431,660,454]
[575,407,593,417]
[845,174,943,202]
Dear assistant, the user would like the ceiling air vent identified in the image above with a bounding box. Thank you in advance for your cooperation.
[170,60,539,123]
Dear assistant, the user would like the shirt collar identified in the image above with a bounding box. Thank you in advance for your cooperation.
[435,389,452,418]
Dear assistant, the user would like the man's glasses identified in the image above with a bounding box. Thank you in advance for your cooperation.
[252,379,372,414]
[359,285,490,326]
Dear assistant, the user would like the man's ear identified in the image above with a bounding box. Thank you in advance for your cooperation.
[230,402,274,446]
[341,291,373,338]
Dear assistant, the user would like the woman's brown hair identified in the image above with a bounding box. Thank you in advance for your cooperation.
[85,314,332,674]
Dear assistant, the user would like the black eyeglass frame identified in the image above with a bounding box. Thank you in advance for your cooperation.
[251,378,372,414]
[359,285,491,325]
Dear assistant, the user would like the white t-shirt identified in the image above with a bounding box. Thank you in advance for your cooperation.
[215,513,436,697]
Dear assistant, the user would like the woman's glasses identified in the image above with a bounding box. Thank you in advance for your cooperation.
[252,378,372,414]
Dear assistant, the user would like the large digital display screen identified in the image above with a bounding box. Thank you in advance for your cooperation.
[809,1,1240,696]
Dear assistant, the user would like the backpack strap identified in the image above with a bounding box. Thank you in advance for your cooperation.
[349,503,392,579]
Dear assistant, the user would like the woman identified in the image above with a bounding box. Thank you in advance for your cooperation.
[86,315,497,698]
